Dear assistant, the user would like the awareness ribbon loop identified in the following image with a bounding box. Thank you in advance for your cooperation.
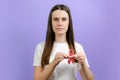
[68,49,75,64]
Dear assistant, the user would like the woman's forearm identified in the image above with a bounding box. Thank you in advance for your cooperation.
[80,63,94,80]
[35,61,57,80]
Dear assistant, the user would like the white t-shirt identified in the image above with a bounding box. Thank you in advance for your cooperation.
[33,41,89,80]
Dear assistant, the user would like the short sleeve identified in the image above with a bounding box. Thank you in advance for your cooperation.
[75,42,90,70]
[33,42,44,66]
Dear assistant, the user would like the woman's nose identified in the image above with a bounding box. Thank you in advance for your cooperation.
[58,20,62,26]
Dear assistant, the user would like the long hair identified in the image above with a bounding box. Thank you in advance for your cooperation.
[41,4,76,68]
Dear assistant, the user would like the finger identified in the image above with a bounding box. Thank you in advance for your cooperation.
[77,58,85,63]
[69,55,75,58]
[80,59,85,63]
[59,55,64,59]
[61,53,69,59]
[76,55,85,60]
[59,58,64,61]
[77,54,85,58]
[56,56,64,62]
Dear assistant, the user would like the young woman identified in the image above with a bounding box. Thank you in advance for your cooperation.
[33,4,94,80]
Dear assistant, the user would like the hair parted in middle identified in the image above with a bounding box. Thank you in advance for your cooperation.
[41,4,76,68]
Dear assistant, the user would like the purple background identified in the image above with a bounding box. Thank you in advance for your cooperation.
[0,0,120,80]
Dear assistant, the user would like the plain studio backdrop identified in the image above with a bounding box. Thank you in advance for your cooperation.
[0,0,120,80]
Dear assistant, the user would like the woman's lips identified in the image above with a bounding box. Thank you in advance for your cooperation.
[56,28,64,30]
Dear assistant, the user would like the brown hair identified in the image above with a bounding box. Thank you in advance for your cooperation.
[41,4,76,68]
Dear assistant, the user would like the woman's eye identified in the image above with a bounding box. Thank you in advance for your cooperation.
[54,18,59,21]
[62,18,67,21]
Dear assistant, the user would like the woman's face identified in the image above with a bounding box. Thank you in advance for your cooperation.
[52,10,69,35]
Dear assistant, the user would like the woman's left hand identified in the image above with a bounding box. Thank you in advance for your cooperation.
[69,52,85,64]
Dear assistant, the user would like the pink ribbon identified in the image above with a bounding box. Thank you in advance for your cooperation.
[68,49,75,64]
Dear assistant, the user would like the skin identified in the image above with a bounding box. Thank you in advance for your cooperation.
[52,10,69,36]
[34,10,94,80]
[52,10,69,42]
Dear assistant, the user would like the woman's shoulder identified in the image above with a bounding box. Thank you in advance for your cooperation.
[74,41,84,50]
[75,41,83,47]
[36,41,45,49]
[38,41,45,46]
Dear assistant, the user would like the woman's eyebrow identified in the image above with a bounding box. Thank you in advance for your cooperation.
[53,17,67,19]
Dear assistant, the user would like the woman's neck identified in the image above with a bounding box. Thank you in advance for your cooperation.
[55,34,66,42]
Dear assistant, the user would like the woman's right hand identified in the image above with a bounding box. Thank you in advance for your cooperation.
[53,52,68,65]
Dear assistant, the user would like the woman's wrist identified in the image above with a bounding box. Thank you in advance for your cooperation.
[52,60,58,66]
[80,62,87,68]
